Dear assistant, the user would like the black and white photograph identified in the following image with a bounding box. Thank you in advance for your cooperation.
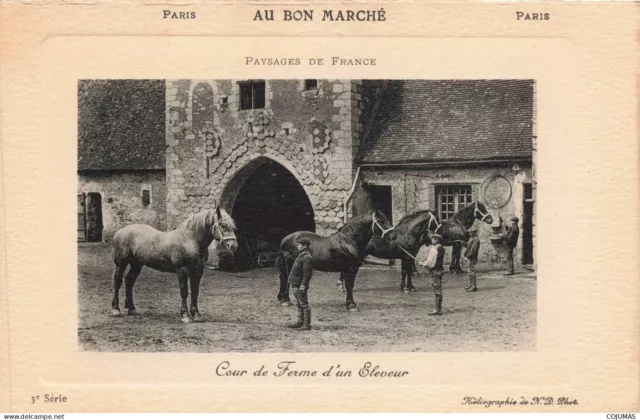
[77,79,536,352]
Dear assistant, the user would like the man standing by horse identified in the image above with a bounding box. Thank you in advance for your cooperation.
[504,216,520,275]
[463,227,480,292]
[419,234,446,316]
[286,238,313,331]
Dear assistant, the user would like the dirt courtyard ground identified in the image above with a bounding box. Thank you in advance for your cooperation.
[78,243,536,352]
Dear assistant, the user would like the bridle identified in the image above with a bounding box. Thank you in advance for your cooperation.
[213,222,237,248]
[427,211,442,233]
[372,212,394,238]
[474,202,491,222]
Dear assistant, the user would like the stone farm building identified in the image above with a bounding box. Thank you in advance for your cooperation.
[78,79,536,270]
[77,80,167,242]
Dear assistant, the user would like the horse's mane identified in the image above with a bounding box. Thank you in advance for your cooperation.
[395,209,434,227]
[177,208,236,232]
[452,201,476,222]
[335,211,391,236]
[335,213,371,235]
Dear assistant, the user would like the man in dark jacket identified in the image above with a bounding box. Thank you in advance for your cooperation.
[286,238,313,330]
[419,234,446,316]
[463,227,480,292]
[504,216,520,275]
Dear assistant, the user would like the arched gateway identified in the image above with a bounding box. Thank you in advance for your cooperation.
[220,156,315,256]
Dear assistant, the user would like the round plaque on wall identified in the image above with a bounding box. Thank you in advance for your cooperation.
[481,174,512,209]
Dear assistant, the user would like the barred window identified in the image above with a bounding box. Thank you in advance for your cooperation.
[436,185,472,221]
[239,81,265,110]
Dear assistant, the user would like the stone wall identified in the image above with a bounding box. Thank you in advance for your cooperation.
[358,163,534,270]
[77,170,167,241]
[165,79,368,236]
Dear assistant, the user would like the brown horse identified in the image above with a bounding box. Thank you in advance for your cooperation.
[363,209,441,292]
[111,207,238,323]
[433,201,493,273]
[276,210,393,311]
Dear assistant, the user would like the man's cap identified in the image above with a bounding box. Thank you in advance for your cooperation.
[297,238,311,247]
[430,234,443,241]
[510,216,519,222]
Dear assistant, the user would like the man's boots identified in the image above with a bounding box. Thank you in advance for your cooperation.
[298,308,311,331]
[286,307,303,328]
[465,274,478,292]
[428,295,442,316]
[506,254,515,275]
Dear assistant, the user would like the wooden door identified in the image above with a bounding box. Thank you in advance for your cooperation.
[77,193,87,242]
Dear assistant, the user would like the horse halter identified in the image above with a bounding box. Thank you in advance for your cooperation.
[372,213,394,238]
[474,202,491,222]
[213,222,237,248]
[427,211,442,233]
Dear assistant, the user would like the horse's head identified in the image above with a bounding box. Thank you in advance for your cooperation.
[390,210,442,246]
[208,207,238,251]
[371,210,394,238]
[473,201,493,225]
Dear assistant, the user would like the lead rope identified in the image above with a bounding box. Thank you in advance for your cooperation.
[396,243,428,276]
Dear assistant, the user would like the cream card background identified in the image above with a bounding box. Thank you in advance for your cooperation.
[0,2,638,413]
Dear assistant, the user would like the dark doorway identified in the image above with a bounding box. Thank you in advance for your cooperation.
[366,185,393,224]
[230,159,315,269]
[522,183,534,265]
[85,193,103,242]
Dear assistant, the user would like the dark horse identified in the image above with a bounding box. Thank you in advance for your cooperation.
[363,209,441,293]
[111,207,238,323]
[433,201,493,273]
[276,210,393,311]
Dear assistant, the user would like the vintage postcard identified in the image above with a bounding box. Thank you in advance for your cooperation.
[0,0,638,414]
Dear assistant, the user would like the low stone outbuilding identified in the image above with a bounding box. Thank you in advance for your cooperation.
[77,80,167,242]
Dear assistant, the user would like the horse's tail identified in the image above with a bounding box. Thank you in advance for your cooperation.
[275,252,292,302]
[275,254,284,272]
[111,228,127,264]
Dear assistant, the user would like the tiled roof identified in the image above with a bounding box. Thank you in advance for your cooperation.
[77,80,166,171]
[360,80,534,165]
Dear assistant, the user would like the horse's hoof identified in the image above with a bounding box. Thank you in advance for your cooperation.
[403,289,411,294]
[280,301,292,307]
[181,316,192,324]
[193,313,205,322]
[111,309,121,317]
[410,287,417,292]
[348,307,359,312]
[125,308,139,316]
